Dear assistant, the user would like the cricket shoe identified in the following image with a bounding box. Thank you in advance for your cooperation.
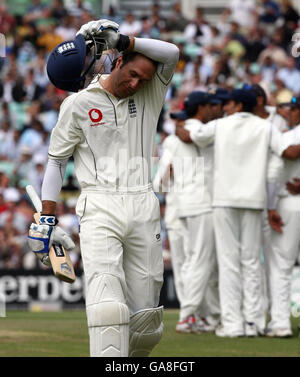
[265,328,292,338]
[175,315,197,334]
[215,325,244,338]
[196,317,217,332]
[245,322,258,337]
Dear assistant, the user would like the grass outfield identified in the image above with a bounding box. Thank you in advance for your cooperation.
[0,309,299,357]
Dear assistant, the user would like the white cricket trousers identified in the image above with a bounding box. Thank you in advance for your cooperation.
[167,228,185,305]
[77,191,163,313]
[267,196,300,330]
[258,209,273,330]
[197,259,220,321]
[76,189,163,317]
[213,207,264,333]
[179,212,215,320]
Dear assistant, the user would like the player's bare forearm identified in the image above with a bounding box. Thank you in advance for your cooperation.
[42,200,57,215]
[176,126,192,143]
[282,144,300,160]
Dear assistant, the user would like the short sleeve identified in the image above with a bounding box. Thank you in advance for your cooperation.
[48,94,84,159]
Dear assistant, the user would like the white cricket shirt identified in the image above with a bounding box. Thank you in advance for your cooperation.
[190,112,284,209]
[153,134,179,229]
[154,120,212,218]
[46,38,179,195]
[277,124,300,199]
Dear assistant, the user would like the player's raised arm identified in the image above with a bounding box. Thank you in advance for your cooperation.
[76,18,179,84]
[132,38,179,84]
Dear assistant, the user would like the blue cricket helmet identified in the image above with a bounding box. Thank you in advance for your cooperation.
[47,34,87,92]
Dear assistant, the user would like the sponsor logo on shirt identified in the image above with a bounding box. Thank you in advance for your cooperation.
[128,99,137,118]
[89,108,105,126]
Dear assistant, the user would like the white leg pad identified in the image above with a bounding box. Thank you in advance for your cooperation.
[87,301,130,357]
[129,305,164,357]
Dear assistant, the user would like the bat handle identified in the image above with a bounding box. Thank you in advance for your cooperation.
[26,185,42,213]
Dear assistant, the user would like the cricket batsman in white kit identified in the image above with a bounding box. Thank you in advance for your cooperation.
[27,19,179,357]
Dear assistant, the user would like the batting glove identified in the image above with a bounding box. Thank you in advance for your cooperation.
[28,215,75,267]
[76,19,120,50]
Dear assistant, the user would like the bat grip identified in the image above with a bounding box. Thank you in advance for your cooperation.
[26,185,42,213]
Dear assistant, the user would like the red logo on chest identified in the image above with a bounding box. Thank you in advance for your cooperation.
[89,108,103,125]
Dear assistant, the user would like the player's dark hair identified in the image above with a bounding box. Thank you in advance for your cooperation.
[242,103,255,113]
[110,51,158,72]
[233,101,255,113]
[251,84,267,105]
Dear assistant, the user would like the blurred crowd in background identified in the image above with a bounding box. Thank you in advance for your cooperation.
[0,0,299,271]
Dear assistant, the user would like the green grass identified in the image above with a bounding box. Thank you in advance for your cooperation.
[0,309,299,357]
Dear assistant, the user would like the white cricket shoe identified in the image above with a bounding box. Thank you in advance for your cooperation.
[196,317,217,332]
[175,315,197,334]
[245,322,258,337]
[215,325,244,338]
[265,328,292,338]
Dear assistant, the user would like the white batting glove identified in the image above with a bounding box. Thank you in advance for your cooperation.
[28,215,75,267]
[76,19,120,50]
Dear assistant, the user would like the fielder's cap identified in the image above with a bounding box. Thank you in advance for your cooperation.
[209,88,230,105]
[170,110,189,120]
[227,88,257,108]
[47,34,87,92]
[280,96,300,109]
[170,91,210,120]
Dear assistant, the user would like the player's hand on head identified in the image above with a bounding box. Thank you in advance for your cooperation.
[76,19,120,50]
[28,215,75,267]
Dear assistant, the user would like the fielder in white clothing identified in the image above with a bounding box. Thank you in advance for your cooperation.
[166,92,217,333]
[266,96,300,337]
[27,19,179,357]
[251,83,288,332]
[176,88,284,337]
[153,125,186,326]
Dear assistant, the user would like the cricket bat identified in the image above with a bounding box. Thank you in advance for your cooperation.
[26,185,76,284]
